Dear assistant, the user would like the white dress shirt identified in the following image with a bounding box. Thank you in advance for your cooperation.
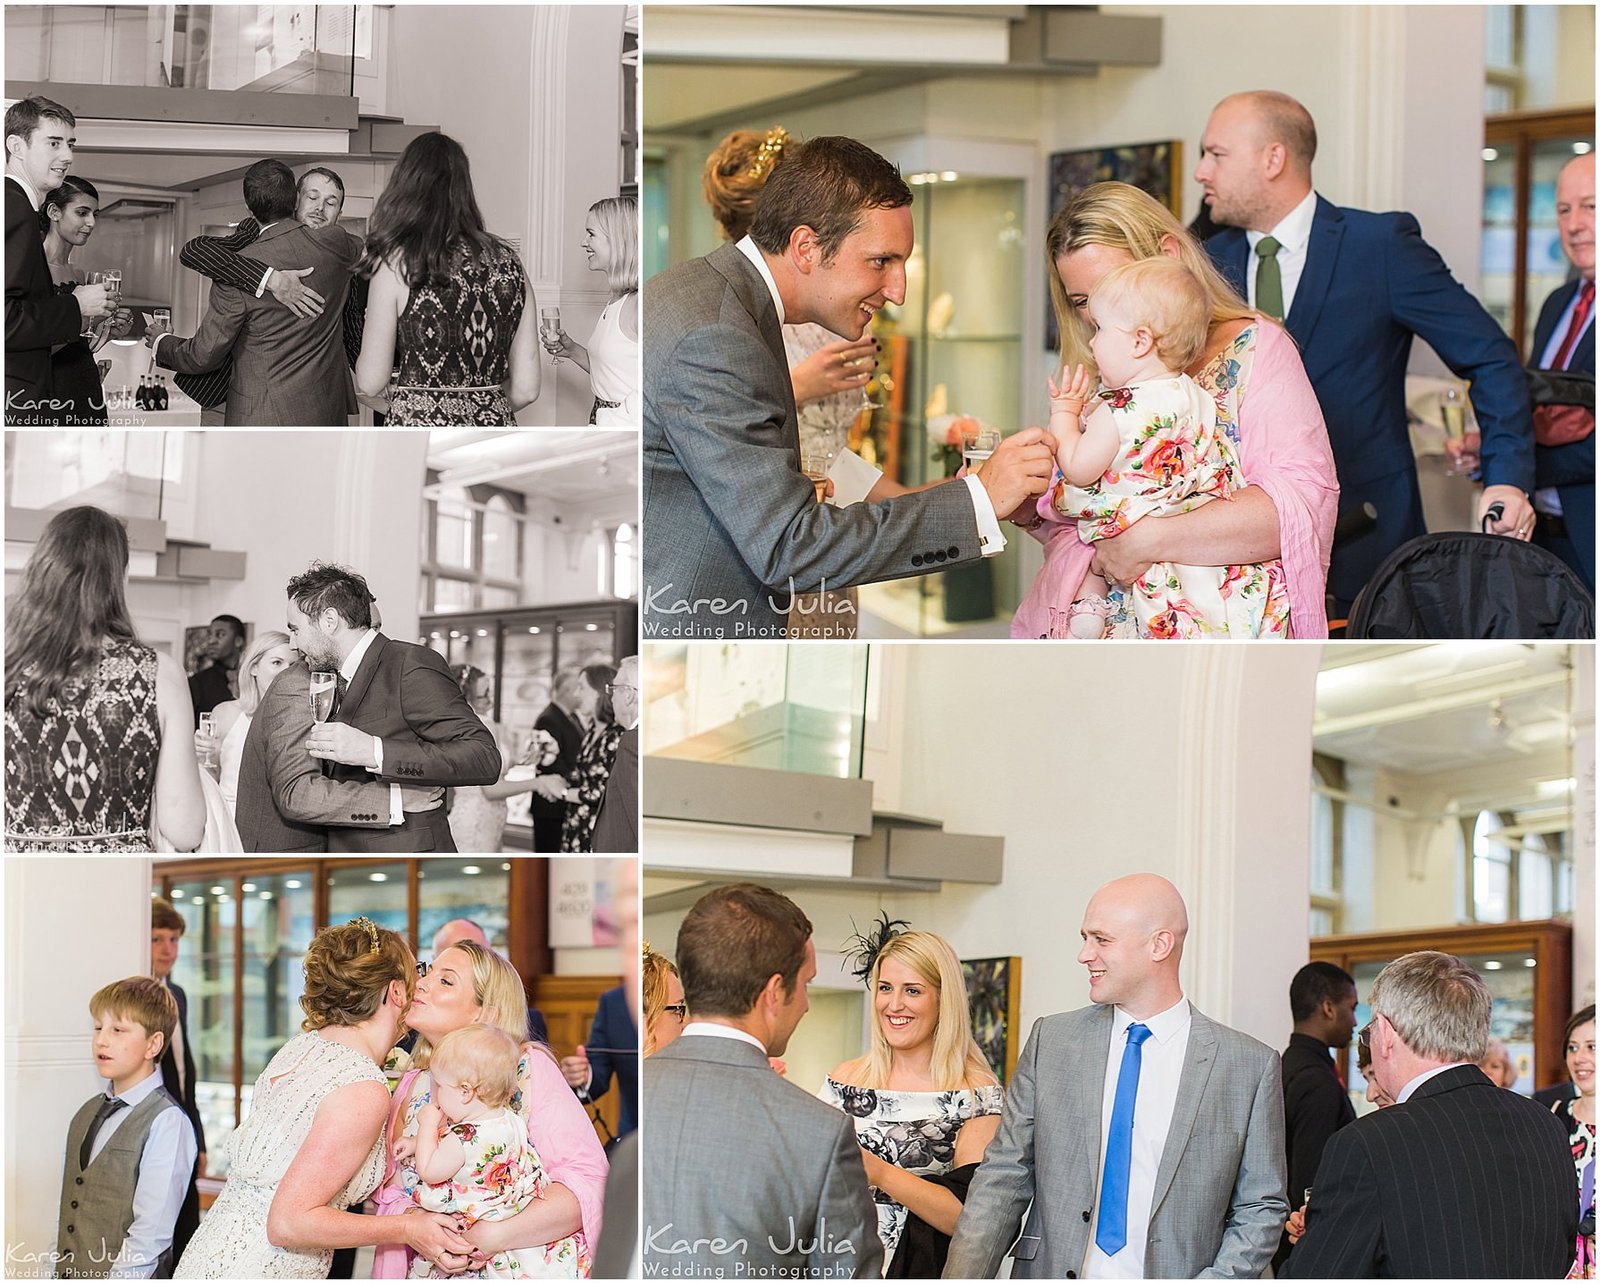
[733,236,1007,556]
[1395,1060,1472,1104]
[337,628,404,826]
[1245,189,1319,318]
[86,1068,198,1278]
[1084,998,1192,1279]
[680,1021,768,1054]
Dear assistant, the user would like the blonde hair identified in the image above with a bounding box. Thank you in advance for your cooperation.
[844,931,994,1092]
[643,947,680,1056]
[1046,181,1258,380]
[430,1023,521,1109]
[300,920,415,1032]
[702,127,790,242]
[1091,257,1212,374]
[237,629,291,716]
[90,977,178,1050]
[589,196,638,299]
[411,939,532,1068]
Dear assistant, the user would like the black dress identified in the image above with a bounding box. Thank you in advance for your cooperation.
[390,238,526,425]
[48,279,108,423]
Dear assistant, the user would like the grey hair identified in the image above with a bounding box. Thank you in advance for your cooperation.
[1368,950,1491,1063]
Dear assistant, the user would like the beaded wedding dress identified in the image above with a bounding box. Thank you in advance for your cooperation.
[174,1032,388,1278]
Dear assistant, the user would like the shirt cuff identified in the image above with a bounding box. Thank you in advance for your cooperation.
[151,332,169,362]
[388,783,402,827]
[373,736,384,774]
[256,266,273,298]
[962,473,1007,557]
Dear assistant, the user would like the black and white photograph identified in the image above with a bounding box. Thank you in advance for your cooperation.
[5,4,639,427]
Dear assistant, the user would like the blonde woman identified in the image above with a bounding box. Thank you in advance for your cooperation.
[542,196,640,425]
[192,629,294,815]
[820,923,1002,1273]
[175,920,470,1278]
[1014,181,1338,639]
[372,940,606,1277]
[642,943,686,1057]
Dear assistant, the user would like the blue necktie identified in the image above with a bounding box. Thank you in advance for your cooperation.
[1096,1022,1153,1257]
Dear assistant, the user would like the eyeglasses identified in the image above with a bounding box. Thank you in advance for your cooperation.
[415,960,432,978]
[662,1003,687,1020]
[605,682,637,696]
[1357,1019,1373,1062]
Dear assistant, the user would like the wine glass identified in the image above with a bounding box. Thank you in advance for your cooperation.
[540,307,563,361]
[81,270,116,342]
[1438,386,1478,475]
[962,427,1001,475]
[309,671,338,723]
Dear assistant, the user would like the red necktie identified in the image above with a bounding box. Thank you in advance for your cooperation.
[1551,280,1595,371]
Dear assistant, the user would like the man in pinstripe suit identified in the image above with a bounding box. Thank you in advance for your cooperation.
[1281,951,1577,1278]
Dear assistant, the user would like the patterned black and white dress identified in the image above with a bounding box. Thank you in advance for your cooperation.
[5,638,160,851]
[391,239,527,426]
[819,1078,1004,1267]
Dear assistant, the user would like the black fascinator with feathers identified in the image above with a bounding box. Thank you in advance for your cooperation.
[844,912,911,986]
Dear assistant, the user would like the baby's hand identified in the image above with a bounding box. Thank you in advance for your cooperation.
[391,1134,417,1162]
[1047,364,1094,415]
[417,1103,444,1135]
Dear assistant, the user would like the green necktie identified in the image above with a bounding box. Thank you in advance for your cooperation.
[1255,235,1284,320]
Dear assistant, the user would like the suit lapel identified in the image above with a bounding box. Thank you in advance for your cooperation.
[1286,196,1344,349]
[1078,1006,1115,1182]
[707,243,801,443]
[337,632,387,723]
[1148,1003,1217,1218]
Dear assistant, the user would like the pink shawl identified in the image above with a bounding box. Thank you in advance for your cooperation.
[370,1049,609,1277]
[1012,319,1338,638]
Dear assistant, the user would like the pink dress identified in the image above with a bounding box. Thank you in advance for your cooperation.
[371,1047,608,1278]
[1014,319,1338,639]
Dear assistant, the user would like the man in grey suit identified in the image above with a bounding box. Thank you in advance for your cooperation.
[148,158,359,425]
[643,135,1056,638]
[945,874,1287,1279]
[644,884,883,1278]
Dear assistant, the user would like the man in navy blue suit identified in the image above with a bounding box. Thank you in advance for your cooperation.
[1526,153,1594,588]
[1198,91,1537,613]
[559,983,637,1139]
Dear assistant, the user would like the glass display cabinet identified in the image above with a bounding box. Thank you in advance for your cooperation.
[418,599,638,837]
[856,175,1028,636]
[1313,919,1573,1106]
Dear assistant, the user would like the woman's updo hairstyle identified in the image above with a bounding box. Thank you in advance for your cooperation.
[702,126,790,243]
[300,917,416,1031]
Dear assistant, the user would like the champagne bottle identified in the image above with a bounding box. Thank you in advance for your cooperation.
[156,376,169,411]
[135,376,148,411]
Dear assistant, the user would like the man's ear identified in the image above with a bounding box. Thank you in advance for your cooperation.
[788,225,821,274]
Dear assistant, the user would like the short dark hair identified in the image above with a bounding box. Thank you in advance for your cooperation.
[6,96,75,149]
[243,159,298,224]
[299,165,346,199]
[151,896,186,935]
[1566,1004,1596,1047]
[1290,961,1355,1022]
[748,136,912,263]
[676,883,812,1019]
[211,614,245,643]
[286,562,373,630]
[39,174,99,234]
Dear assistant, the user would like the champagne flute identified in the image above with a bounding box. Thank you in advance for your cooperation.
[197,711,219,777]
[1439,386,1478,475]
[540,307,563,361]
[963,427,1001,475]
[309,671,338,723]
[82,270,113,341]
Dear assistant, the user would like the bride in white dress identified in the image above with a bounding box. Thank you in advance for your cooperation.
[174,919,475,1278]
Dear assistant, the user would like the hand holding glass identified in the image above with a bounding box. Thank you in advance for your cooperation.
[309,671,337,723]
[539,307,564,360]
[1439,387,1479,476]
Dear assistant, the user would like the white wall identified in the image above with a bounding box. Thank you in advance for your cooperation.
[5,857,154,1269]
[645,644,1324,1075]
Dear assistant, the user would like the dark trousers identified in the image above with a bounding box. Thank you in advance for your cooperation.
[533,812,565,853]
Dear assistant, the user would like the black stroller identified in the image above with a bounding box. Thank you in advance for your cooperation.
[1346,503,1595,638]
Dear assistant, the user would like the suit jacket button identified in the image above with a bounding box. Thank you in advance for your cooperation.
[948,545,959,558]
[935,550,947,562]
[1067,1273,1077,1280]
[911,555,923,567]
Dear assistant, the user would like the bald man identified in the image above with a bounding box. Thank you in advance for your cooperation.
[945,875,1287,1279]
[1199,90,1537,615]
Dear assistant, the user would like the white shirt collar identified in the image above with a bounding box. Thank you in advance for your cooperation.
[6,170,42,212]
[734,234,786,326]
[1396,1060,1472,1104]
[681,1021,768,1053]
[1111,995,1191,1045]
[1248,188,1318,255]
[340,628,379,683]
[108,1065,166,1107]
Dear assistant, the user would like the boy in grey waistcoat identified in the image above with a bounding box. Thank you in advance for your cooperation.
[56,978,196,1279]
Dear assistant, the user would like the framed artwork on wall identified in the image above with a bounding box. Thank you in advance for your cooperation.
[963,955,1023,1085]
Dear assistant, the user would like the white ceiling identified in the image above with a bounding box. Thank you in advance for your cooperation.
[1313,643,1576,779]
[425,429,638,511]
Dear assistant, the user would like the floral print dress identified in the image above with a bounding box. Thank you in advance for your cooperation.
[398,1079,589,1278]
[819,1080,1004,1270]
[1047,355,1291,639]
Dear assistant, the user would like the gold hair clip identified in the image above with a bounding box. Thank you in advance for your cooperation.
[352,916,380,954]
[745,127,790,182]
[642,938,655,964]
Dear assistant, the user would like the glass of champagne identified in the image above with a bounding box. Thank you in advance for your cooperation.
[1439,386,1478,475]
[309,671,338,723]
[540,307,563,361]
[197,711,219,777]
[800,449,830,503]
[963,427,1001,475]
